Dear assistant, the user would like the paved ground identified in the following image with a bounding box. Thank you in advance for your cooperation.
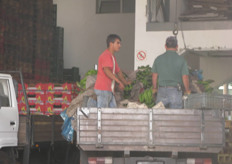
[16,143,79,164]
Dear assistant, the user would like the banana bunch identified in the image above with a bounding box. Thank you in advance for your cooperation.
[123,80,136,99]
[85,69,97,76]
[139,88,155,108]
[136,65,152,89]
[197,79,214,93]
[77,69,98,90]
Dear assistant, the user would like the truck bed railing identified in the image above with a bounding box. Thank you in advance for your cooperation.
[75,107,225,154]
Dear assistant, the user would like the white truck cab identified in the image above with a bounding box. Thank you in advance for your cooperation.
[0,73,19,149]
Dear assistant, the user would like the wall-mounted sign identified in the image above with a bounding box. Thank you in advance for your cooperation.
[137,51,146,61]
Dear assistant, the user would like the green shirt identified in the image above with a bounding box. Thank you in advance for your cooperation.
[152,50,189,87]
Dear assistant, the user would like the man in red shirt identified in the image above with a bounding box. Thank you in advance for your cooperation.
[94,34,131,108]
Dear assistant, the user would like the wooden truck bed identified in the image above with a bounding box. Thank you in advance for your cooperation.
[18,115,64,146]
[76,108,224,154]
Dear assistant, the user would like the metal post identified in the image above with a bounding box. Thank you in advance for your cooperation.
[148,109,155,148]
[19,71,31,164]
[96,108,103,148]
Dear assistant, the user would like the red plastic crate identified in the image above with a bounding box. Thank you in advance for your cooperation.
[18,104,27,115]
[29,104,44,115]
[17,93,26,104]
[44,104,68,115]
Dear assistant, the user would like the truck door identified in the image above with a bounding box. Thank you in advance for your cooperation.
[0,77,19,148]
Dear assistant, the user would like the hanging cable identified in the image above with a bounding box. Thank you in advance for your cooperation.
[173,0,178,36]
[180,21,187,49]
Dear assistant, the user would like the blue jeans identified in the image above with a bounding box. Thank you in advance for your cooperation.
[94,90,117,108]
[156,87,183,109]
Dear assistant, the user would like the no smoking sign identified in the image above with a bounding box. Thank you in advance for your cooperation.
[137,51,146,61]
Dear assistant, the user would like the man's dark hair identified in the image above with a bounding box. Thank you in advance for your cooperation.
[106,34,121,47]
[165,36,178,48]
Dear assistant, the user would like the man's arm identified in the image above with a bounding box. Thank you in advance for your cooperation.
[152,73,158,94]
[117,71,131,86]
[182,75,191,94]
[103,67,124,90]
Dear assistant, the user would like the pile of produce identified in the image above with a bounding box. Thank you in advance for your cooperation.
[76,69,97,90]
[139,88,155,108]
[189,69,214,93]
[136,65,152,90]
[75,66,215,108]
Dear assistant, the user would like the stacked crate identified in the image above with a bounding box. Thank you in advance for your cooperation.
[43,83,72,115]
[63,67,81,82]
[34,0,54,82]
[18,83,45,115]
[0,0,21,72]
[0,0,35,80]
[18,0,35,79]
[17,83,79,115]
[0,0,64,83]
[50,27,64,82]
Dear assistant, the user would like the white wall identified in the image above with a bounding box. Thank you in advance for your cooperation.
[53,0,135,76]
[134,0,232,87]
[134,1,232,69]
[200,57,232,87]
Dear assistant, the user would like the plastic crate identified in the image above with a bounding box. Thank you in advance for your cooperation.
[184,93,232,110]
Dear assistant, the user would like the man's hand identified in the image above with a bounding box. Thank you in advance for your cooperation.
[152,88,157,94]
[118,81,125,91]
[184,90,191,95]
[125,80,132,85]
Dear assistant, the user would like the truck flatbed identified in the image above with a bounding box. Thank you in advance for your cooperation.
[76,107,224,154]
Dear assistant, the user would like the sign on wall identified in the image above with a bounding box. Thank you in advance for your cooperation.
[136,50,147,61]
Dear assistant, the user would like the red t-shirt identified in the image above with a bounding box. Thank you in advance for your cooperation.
[94,49,120,92]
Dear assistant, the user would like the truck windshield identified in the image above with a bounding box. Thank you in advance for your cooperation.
[0,79,11,107]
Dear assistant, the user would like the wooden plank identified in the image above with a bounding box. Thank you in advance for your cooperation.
[80,137,148,144]
[80,120,148,126]
[153,120,200,127]
[80,125,148,132]
[80,131,147,138]
[102,114,148,120]
[81,113,149,120]
[152,109,201,115]
[101,108,149,114]
[32,115,64,142]
[153,132,200,139]
[153,115,201,121]
[204,127,224,133]
[153,138,202,144]
[101,137,148,143]
[79,137,96,143]
[153,126,201,132]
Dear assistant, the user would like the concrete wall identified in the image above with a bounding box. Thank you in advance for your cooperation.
[134,0,232,87]
[200,57,232,87]
[53,0,135,76]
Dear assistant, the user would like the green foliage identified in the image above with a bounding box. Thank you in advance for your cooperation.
[136,65,152,90]
[139,88,155,108]
[76,69,98,90]
[197,79,214,93]
[123,80,136,99]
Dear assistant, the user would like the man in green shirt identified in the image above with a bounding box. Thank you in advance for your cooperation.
[151,36,191,109]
